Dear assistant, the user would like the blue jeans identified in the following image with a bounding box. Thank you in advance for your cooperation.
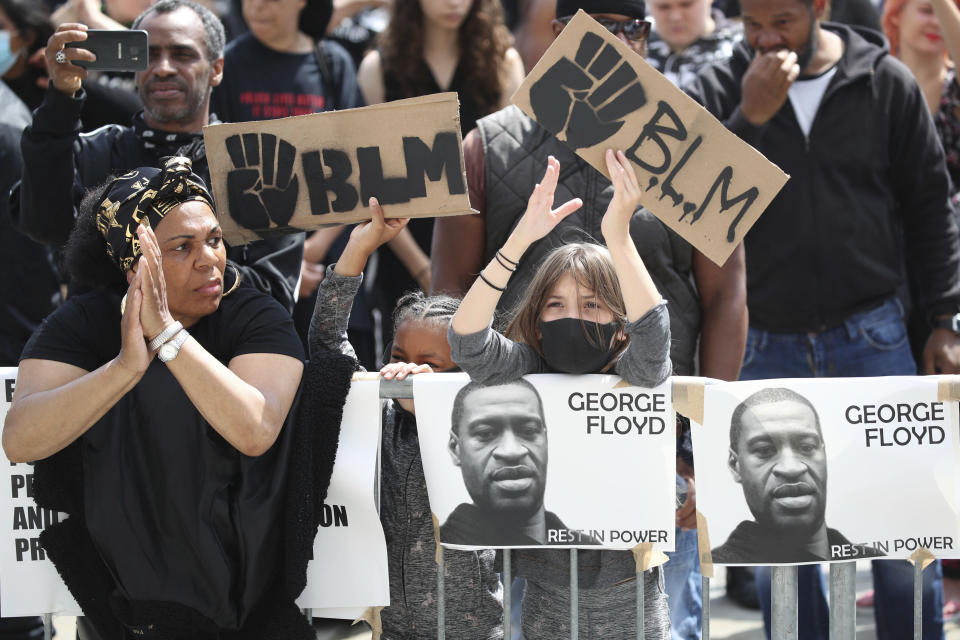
[740,298,917,379]
[508,577,526,640]
[740,298,944,640]
[663,527,702,639]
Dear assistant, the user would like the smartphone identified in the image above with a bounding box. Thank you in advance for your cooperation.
[65,30,148,72]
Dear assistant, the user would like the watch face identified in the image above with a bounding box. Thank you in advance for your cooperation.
[159,343,176,361]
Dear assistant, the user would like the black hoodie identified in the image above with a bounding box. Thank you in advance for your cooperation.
[686,23,960,332]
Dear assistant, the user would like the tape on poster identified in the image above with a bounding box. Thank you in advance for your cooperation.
[630,542,669,573]
[696,510,714,578]
[353,606,384,640]
[937,375,960,402]
[672,377,704,425]
[909,547,936,571]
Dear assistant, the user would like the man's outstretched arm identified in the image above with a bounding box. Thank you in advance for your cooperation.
[693,243,748,381]
[14,24,98,245]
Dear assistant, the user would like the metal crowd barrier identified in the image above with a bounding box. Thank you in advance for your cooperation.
[380,376,654,639]
[34,377,934,640]
[379,376,936,640]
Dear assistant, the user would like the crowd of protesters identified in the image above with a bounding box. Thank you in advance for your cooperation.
[2,0,960,638]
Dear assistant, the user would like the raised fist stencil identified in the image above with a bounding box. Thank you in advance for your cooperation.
[225,133,299,230]
[529,32,647,150]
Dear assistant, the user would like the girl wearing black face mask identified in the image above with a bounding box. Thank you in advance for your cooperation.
[449,149,671,387]
[448,150,673,639]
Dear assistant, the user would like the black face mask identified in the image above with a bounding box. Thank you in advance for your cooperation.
[538,318,620,374]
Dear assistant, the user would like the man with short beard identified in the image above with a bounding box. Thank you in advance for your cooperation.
[439,380,595,546]
[687,0,957,636]
[711,387,883,564]
[12,0,303,312]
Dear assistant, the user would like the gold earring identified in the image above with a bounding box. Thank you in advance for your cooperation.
[222,264,241,298]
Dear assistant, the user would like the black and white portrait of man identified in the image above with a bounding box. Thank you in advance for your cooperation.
[711,387,884,564]
[439,379,590,546]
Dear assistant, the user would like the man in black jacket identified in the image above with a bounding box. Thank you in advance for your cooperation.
[11,0,303,313]
[687,0,957,637]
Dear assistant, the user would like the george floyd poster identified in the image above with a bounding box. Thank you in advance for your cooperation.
[413,373,676,551]
[692,377,960,566]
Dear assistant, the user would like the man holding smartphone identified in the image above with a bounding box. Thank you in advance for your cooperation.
[11,0,304,313]
[686,0,958,637]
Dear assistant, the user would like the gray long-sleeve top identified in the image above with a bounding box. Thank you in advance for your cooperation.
[309,269,503,640]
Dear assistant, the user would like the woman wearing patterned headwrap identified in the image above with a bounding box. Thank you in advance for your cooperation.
[2,157,312,639]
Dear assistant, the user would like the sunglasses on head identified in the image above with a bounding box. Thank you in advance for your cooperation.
[558,16,652,41]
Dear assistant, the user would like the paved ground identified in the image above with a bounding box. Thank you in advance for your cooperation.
[50,562,960,638]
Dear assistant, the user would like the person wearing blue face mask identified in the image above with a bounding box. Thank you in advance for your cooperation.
[0,28,22,75]
[448,151,673,639]
[0,0,141,132]
[0,0,52,107]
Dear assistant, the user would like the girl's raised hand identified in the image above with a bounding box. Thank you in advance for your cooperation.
[601,150,644,239]
[348,198,410,255]
[336,198,410,277]
[380,361,433,415]
[379,361,433,381]
[512,156,583,248]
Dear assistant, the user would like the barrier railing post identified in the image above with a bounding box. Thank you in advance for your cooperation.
[914,560,923,640]
[636,569,645,640]
[438,546,446,640]
[702,576,710,640]
[829,562,855,640]
[503,550,512,640]
[570,548,578,640]
[771,565,798,640]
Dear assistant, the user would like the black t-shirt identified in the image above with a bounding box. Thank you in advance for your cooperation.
[21,286,304,628]
[210,33,363,123]
[23,284,303,367]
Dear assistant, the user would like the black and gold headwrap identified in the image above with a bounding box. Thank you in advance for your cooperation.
[96,156,215,272]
